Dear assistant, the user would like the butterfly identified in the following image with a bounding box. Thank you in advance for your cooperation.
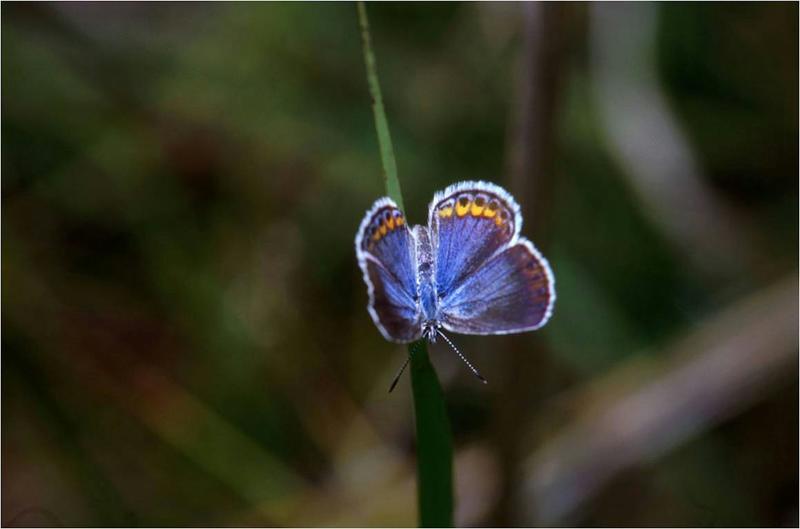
[355,181,555,385]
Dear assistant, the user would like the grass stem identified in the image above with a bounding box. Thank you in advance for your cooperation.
[357,3,453,525]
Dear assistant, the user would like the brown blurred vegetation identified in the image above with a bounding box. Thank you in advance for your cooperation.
[2,2,798,527]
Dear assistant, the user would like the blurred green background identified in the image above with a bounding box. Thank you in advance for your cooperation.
[2,2,797,527]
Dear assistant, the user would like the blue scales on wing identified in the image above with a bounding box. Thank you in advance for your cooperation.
[428,181,555,335]
[437,240,554,334]
[355,197,422,343]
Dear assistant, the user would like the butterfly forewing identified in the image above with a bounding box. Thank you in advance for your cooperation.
[428,182,520,297]
[355,198,422,342]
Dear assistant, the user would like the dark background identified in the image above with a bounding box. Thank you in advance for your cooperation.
[2,2,798,526]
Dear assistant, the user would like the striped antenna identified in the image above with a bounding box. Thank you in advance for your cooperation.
[435,328,487,384]
[388,342,417,392]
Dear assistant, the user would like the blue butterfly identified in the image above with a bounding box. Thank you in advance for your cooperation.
[355,181,555,381]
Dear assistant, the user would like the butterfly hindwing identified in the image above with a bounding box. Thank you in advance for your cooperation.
[438,238,554,334]
[355,197,422,342]
[429,181,555,335]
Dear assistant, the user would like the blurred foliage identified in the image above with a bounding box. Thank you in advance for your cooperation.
[2,3,797,527]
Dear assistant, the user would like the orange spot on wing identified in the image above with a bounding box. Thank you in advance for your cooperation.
[455,200,470,217]
[438,207,453,218]
[470,202,485,216]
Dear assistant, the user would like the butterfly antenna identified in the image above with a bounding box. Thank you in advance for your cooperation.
[435,328,487,384]
[388,342,417,393]
[388,357,410,392]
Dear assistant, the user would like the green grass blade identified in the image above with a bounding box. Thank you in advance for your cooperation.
[356,1,404,212]
[410,341,454,527]
[357,3,453,526]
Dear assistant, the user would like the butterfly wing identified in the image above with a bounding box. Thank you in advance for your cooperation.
[437,238,554,334]
[355,197,422,343]
[428,181,555,334]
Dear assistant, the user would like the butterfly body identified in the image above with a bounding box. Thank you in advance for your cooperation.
[355,181,555,344]
[412,225,437,323]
